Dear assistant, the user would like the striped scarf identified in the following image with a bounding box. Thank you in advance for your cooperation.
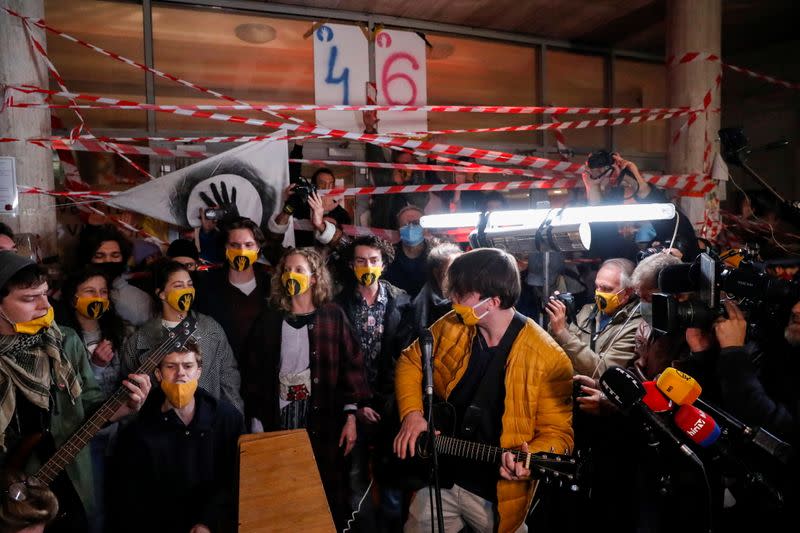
[0,324,82,450]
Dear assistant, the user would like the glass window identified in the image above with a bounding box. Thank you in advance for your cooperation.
[426,35,538,147]
[614,59,667,154]
[545,50,605,151]
[44,0,146,131]
[152,5,315,134]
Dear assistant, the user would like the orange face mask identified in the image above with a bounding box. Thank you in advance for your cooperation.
[160,378,198,409]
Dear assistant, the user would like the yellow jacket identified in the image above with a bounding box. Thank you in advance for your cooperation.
[396,311,574,533]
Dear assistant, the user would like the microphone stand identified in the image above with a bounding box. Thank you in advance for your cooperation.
[423,353,445,533]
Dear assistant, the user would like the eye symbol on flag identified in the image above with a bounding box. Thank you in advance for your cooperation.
[178,294,193,311]
[286,279,301,296]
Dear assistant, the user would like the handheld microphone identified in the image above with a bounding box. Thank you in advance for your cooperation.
[642,381,673,413]
[657,368,792,463]
[674,404,785,504]
[599,367,703,468]
[420,330,434,398]
[674,404,722,448]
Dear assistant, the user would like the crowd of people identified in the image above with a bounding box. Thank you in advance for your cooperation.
[0,144,797,533]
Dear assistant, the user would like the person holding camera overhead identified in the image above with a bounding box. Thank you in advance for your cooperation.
[583,151,700,262]
[284,142,352,248]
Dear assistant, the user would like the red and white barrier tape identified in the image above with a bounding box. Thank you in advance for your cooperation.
[668,52,800,90]
[1,7,315,130]
[20,137,712,193]
[15,15,155,180]
[671,72,722,145]
[292,219,400,242]
[8,99,699,135]
[20,174,715,199]
[5,87,587,173]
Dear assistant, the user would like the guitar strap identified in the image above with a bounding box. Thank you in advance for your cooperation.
[461,311,527,439]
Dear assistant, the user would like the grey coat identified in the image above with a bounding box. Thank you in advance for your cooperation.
[550,299,642,379]
[120,311,243,413]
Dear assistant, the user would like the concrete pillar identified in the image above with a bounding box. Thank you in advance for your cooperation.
[0,0,56,258]
[666,0,721,229]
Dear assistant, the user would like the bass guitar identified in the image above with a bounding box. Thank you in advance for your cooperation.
[4,315,198,528]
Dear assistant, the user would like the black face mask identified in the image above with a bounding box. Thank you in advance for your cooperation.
[95,261,126,281]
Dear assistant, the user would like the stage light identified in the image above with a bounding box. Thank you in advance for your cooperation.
[428,202,677,254]
[419,212,481,229]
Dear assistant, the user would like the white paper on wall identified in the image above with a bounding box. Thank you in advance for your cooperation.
[313,23,369,132]
[374,29,428,134]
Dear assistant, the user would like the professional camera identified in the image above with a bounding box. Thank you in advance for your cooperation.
[551,292,579,324]
[586,150,615,179]
[283,176,318,219]
[586,150,638,201]
[651,251,800,334]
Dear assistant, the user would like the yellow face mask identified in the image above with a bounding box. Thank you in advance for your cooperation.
[11,307,55,335]
[452,297,491,327]
[75,297,110,320]
[595,289,625,316]
[354,265,382,286]
[165,287,195,313]
[160,378,198,409]
[281,271,310,297]
[226,248,259,272]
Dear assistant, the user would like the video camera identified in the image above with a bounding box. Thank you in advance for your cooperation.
[651,250,800,334]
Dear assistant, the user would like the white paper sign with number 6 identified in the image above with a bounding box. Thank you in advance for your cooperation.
[375,29,428,134]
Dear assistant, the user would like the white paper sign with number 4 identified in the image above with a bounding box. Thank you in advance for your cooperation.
[313,23,370,133]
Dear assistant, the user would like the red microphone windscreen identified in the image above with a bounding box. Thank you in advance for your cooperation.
[674,404,721,447]
[642,381,673,413]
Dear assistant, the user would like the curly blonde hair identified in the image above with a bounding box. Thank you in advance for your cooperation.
[270,248,333,312]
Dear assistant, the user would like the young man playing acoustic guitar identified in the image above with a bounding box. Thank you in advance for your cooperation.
[0,251,151,533]
[394,248,574,533]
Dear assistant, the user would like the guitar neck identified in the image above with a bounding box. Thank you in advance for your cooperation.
[434,434,532,469]
[35,320,195,485]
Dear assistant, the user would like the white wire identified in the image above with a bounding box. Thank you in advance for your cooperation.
[341,478,374,533]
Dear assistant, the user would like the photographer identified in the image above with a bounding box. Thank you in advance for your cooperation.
[583,152,700,262]
[702,299,800,526]
[286,142,352,247]
[546,258,641,378]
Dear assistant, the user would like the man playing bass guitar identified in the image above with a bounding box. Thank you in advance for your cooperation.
[394,248,574,533]
[0,252,151,533]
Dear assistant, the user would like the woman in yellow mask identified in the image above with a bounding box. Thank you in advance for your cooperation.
[242,248,370,530]
[54,265,127,533]
[120,260,243,414]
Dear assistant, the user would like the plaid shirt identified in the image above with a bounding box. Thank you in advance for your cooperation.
[352,283,388,386]
[242,302,370,433]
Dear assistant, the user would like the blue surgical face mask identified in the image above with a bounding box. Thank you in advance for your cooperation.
[399,223,424,246]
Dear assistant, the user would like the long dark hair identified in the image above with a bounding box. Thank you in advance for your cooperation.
[149,259,192,314]
[59,266,125,350]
